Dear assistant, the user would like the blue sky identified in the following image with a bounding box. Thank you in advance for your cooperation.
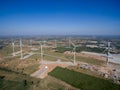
[0,0,120,36]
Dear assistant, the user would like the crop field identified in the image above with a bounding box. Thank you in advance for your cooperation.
[49,67,120,90]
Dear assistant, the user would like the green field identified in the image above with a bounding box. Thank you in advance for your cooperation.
[49,67,120,90]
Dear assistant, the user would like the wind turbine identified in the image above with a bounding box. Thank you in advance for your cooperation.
[102,41,111,65]
[54,40,57,48]
[39,41,44,64]
[12,40,15,56]
[20,39,23,59]
[106,41,110,65]
[70,40,78,65]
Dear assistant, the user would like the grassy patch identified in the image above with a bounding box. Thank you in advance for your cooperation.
[76,56,104,66]
[55,47,72,53]
[0,46,12,56]
[23,64,39,74]
[0,45,20,56]
[0,79,30,90]
[0,67,41,90]
[0,71,37,90]
[49,67,120,90]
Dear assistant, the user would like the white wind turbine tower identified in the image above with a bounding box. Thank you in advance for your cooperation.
[106,41,110,65]
[20,39,23,59]
[39,41,44,64]
[12,40,15,56]
[70,39,78,65]
[54,40,57,48]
